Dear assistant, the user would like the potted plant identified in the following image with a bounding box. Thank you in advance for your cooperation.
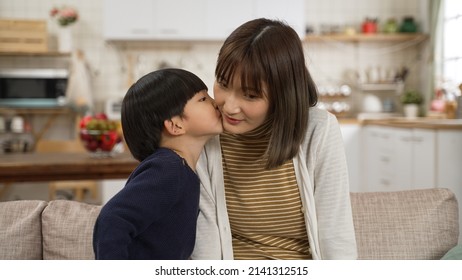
[401,90,423,118]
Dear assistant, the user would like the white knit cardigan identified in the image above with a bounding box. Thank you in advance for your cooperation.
[191,107,358,260]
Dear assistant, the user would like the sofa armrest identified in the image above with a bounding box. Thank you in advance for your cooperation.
[351,188,459,260]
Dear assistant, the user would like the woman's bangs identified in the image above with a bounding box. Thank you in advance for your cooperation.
[240,57,265,97]
[216,61,236,84]
[216,46,266,97]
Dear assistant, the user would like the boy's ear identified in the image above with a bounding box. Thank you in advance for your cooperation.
[164,118,185,136]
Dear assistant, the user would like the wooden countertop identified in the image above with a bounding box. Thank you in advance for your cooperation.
[0,151,138,183]
[359,118,462,130]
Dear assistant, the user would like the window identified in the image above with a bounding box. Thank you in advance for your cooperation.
[442,0,462,93]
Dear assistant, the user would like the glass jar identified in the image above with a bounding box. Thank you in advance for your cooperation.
[400,17,417,33]
[384,18,398,33]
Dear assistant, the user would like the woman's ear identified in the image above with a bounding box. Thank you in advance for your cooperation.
[164,117,185,136]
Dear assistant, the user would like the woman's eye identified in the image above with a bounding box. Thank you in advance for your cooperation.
[244,92,259,100]
[199,96,207,102]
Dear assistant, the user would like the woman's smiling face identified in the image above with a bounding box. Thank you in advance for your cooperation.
[213,73,269,134]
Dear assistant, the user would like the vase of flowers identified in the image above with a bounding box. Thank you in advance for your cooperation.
[50,6,78,52]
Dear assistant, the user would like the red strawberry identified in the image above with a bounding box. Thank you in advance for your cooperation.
[79,115,93,128]
[95,113,108,120]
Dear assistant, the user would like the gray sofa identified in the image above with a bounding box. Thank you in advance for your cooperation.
[0,188,459,260]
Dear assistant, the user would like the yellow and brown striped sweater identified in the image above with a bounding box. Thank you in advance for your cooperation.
[220,122,311,260]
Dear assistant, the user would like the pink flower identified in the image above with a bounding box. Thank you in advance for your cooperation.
[50,6,78,27]
[49,8,58,17]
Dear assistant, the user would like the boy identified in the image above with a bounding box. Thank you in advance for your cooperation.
[93,68,222,259]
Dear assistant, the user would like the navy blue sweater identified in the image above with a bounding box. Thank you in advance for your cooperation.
[93,148,200,260]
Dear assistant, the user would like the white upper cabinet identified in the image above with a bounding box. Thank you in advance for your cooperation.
[152,0,207,40]
[103,0,155,40]
[103,0,305,40]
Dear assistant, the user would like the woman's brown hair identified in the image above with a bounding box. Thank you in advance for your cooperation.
[216,18,318,169]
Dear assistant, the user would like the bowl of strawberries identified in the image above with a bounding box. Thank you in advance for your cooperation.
[79,113,123,157]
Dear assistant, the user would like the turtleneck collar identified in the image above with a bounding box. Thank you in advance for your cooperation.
[224,117,272,142]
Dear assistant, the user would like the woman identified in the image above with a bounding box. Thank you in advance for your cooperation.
[192,18,357,260]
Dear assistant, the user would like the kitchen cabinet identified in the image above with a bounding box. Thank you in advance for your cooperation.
[363,126,394,191]
[103,0,155,40]
[436,130,462,244]
[436,130,462,189]
[362,125,435,192]
[340,123,361,192]
[412,129,436,187]
[153,0,207,40]
[103,0,305,40]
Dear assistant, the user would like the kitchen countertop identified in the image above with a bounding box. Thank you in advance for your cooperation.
[359,118,462,130]
[0,151,138,183]
[337,115,462,130]
[1,117,460,184]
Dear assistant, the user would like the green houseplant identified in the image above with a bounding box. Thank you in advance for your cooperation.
[401,90,423,118]
[401,90,424,105]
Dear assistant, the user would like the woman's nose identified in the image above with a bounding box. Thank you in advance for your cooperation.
[221,94,240,114]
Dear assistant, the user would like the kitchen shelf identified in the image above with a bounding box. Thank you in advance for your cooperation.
[360,82,404,92]
[0,106,73,115]
[0,107,76,150]
[0,51,71,57]
[305,33,428,43]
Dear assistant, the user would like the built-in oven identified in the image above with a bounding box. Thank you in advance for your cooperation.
[0,68,68,107]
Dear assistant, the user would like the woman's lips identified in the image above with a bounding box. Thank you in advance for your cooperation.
[224,115,241,125]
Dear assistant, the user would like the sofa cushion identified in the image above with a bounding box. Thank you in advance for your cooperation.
[0,200,47,259]
[351,188,459,260]
[42,200,101,260]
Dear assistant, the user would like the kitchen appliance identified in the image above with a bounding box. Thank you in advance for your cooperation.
[0,68,68,107]
[10,116,24,133]
[105,97,123,120]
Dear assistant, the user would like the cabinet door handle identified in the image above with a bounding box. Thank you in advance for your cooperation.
[130,28,149,34]
[159,29,179,35]
[380,179,390,186]
[380,156,390,163]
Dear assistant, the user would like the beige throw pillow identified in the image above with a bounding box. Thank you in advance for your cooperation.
[0,200,47,259]
[42,200,101,260]
[351,188,459,260]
